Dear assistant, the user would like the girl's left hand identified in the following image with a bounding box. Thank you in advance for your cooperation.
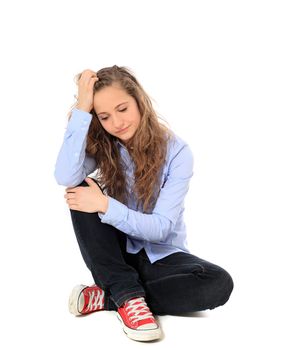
[64,177,108,213]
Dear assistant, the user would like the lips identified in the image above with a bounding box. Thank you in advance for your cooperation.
[116,126,129,134]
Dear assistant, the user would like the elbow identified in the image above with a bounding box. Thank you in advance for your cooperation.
[54,172,70,187]
[154,214,175,244]
[54,168,65,186]
[53,169,82,187]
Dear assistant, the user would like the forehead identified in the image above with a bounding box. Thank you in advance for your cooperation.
[93,85,130,113]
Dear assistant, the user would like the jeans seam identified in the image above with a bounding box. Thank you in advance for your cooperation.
[145,272,196,285]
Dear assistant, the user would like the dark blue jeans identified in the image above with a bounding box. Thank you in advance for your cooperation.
[69,180,234,315]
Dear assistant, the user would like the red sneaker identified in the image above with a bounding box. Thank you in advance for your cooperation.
[117,297,161,342]
[68,284,105,316]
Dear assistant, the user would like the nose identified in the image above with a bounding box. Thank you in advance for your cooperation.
[112,114,124,130]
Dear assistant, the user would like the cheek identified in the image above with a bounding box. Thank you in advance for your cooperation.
[133,112,141,124]
[100,123,111,133]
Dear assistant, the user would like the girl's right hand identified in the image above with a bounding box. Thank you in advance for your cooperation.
[75,69,99,113]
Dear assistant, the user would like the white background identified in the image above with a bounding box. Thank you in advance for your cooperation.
[0,0,293,348]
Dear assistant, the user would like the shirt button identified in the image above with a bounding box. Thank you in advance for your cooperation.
[83,120,88,125]
[74,152,79,157]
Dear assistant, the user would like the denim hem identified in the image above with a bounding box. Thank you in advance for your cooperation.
[104,293,117,311]
[115,289,146,307]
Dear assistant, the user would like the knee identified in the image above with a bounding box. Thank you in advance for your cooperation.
[76,179,90,187]
[76,178,102,189]
[219,267,234,292]
[212,267,234,307]
[226,271,234,295]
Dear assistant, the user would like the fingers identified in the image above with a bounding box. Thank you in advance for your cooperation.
[64,194,76,208]
[82,69,97,77]
[65,187,75,192]
[64,193,75,199]
[76,69,99,85]
[75,69,99,112]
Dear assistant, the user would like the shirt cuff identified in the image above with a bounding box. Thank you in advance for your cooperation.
[66,108,92,134]
[98,196,129,224]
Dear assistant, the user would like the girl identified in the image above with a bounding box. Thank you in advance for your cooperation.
[54,65,234,342]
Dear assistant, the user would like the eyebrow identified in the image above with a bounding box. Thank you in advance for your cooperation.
[97,101,128,116]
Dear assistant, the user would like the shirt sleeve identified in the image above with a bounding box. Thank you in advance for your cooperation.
[54,108,97,187]
[98,142,194,243]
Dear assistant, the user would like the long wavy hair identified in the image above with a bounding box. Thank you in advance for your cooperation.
[67,65,175,213]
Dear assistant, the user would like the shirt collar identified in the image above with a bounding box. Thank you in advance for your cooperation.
[115,138,134,151]
[115,139,125,148]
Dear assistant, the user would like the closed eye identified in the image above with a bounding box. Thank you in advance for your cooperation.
[100,108,127,121]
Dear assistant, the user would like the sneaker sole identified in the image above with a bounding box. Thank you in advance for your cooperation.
[117,313,162,342]
[68,284,87,316]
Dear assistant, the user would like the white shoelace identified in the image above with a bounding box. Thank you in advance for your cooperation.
[125,297,154,323]
[85,288,105,312]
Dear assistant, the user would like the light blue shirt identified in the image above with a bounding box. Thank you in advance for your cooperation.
[54,108,194,263]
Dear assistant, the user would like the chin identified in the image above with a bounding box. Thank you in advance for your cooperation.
[120,132,133,142]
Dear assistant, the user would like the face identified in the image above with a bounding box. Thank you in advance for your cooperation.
[93,84,141,144]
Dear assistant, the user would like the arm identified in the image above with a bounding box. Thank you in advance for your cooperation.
[54,108,97,187]
[98,142,194,244]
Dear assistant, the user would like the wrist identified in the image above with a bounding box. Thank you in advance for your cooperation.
[99,195,109,214]
[76,104,91,113]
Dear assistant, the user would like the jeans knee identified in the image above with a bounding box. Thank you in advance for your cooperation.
[76,179,89,187]
[76,178,102,190]
[215,268,234,307]
[222,269,234,295]
[228,273,234,294]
